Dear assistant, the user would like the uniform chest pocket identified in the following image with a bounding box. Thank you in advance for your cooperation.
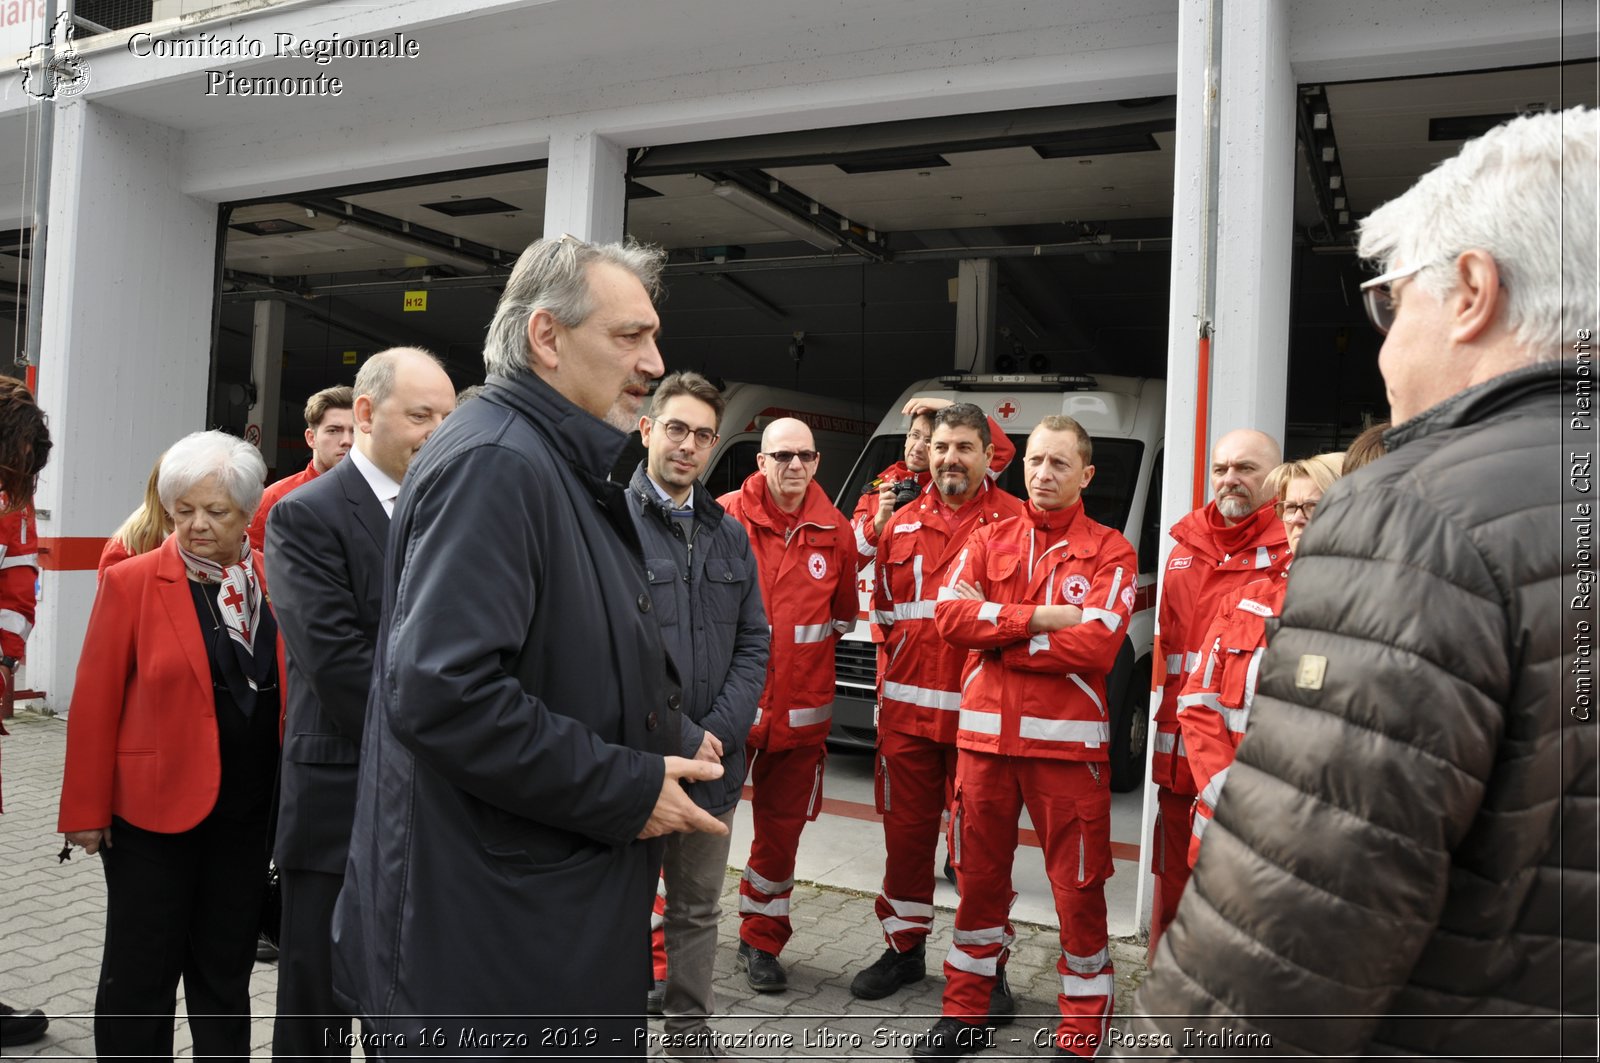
[985,551,1020,585]
[885,534,923,567]
[642,558,681,628]
[700,556,747,625]
[1216,613,1269,710]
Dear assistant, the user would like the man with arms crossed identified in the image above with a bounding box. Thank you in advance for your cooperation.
[850,403,1026,1010]
[917,416,1136,1060]
[626,371,768,1060]
[265,348,454,1059]
[332,237,725,1058]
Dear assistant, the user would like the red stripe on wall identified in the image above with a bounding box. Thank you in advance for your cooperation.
[37,537,107,572]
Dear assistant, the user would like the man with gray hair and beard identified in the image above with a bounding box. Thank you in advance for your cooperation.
[1119,107,1597,1060]
[332,237,727,1059]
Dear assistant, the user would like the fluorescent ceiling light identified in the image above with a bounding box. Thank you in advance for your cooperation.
[710,182,842,251]
[334,220,491,275]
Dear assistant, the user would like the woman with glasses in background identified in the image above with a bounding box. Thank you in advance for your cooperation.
[1174,452,1345,866]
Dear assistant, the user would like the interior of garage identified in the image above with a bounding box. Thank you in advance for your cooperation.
[201,59,1596,479]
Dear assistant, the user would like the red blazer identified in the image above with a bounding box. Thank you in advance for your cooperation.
[58,535,286,835]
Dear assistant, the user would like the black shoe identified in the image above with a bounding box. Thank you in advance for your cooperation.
[911,1017,991,1062]
[986,967,1016,1027]
[850,941,926,999]
[736,941,787,993]
[943,857,957,886]
[255,933,279,963]
[646,979,666,1015]
[0,1003,49,1048]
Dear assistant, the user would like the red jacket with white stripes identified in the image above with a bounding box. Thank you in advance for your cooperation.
[0,504,39,660]
[1151,501,1288,794]
[1175,570,1287,865]
[872,479,1028,743]
[720,473,859,752]
[849,418,1016,562]
[934,500,1136,762]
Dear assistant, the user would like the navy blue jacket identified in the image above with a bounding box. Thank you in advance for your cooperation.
[627,463,768,816]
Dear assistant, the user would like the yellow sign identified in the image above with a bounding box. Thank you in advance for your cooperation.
[403,291,428,312]
[342,350,358,365]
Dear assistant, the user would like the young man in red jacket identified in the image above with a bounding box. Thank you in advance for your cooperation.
[851,398,1016,564]
[1147,428,1286,953]
[849,403,1026,1006]
[916,415,1137,1060]
[719,417,858,993]
[246,385,355,556]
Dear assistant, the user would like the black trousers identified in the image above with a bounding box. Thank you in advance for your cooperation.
[272,868,352,1059]
[95,814,269,1062]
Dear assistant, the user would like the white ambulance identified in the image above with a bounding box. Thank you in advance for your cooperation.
[827,373,1166,792]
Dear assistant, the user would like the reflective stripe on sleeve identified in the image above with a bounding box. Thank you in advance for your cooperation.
[936,585,960,601]
[893,601,936,621]
[1027,632,1050,656]
[977,602,1002,624]
[0,552,38,570]
[872,609,895,625]
[1017,717,1109,745]
[855,524,876,557]
[0,610,32,638]
[1199,765,1230,807]
[1176,691,1249,734]
[1153,731,1188,756]
[1165,653,1184,676]
[794,623,833,643]
[1103,566,1124,609]
[883,681,960,712]
[1081,607,1121,631]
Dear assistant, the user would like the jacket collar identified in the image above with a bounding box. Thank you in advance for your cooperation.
[1384,361,1565,451]
[483,370,629,477]
[1172,499,1287,561]
[628,462,726,526]
[334,452,390,549]
[737,470,838,532]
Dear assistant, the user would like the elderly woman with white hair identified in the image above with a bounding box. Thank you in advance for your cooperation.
[59,430,284,1063]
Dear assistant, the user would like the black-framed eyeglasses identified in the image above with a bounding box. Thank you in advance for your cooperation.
[653,417,718,449]
[1275,499,1319,520]
[764,449,819,466]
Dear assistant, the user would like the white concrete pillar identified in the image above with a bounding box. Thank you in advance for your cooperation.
[247,299,285,471]
[543,125,628,245]
[954,259,998,373]
[1211,0,1293,442]
[32,101,215,711]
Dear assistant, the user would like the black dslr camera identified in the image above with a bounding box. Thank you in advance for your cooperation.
[893,477,922,508]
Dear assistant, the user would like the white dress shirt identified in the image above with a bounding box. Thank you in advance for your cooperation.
[348,445,402,517]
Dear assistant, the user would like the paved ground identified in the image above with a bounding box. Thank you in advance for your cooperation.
[0,710,1147,1060]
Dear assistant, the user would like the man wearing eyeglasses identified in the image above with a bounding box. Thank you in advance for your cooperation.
[718,418,859,993]
[625,371,769,1059]
[1146,427,1287,955]
[1121,108,1597,1060]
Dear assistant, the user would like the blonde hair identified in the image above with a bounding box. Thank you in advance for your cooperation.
[111,454,173,557]
[1265,452,1344,500]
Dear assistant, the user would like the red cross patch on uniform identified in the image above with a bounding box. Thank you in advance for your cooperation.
[1120,585,1137,612]
[808,551,827,580]
[1063,573,1091,605]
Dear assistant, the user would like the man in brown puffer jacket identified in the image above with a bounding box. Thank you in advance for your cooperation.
[1115,106,1597,1060]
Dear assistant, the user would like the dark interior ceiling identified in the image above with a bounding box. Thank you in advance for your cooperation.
[5,59,1593,463]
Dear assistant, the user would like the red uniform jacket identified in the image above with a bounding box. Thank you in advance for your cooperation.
[97,537,133,581]
[720,473,858,752]
[872,479,1027,743]
[935,500,1137,762]
[0,505,38,661]
[1175,570,1287,865]
[849,417,1017,562]
[247,460,319,555]
[58,536,286,835]
[1151,502,1287,794]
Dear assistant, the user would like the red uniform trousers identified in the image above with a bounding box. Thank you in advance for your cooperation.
[1150,782,1194,956]
[944,752,1114,1057]
[650,876,668,981]
[873,728,958,951]
[738,744,826,956]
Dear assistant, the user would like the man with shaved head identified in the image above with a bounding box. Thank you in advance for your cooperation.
[718,418,858,993]
[1147,426,1287,951]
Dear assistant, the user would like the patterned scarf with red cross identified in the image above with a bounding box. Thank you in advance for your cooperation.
[179,544,261,656]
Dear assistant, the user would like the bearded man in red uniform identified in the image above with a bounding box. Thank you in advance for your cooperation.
[916,415,1137,1060]
[849,403,1026,1006]
[1147,427,1286,952]
[719,417,858,993]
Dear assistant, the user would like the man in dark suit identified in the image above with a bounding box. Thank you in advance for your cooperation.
[265,347,455,1058]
